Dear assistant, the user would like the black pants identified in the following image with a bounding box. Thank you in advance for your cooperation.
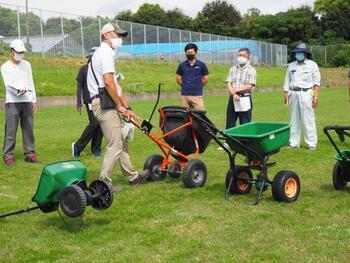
[225,95,252,129]
[75,104,103,153]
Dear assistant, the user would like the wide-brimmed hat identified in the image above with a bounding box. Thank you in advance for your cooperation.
[291,43,312,54]
[101,23,128,37]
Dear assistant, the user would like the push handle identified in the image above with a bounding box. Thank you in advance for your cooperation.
[148,83,164,123]
[323,125,350,159]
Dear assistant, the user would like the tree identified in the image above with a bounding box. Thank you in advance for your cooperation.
[164,8,192,30]
[132,3,167,26]
[192,0,241,36]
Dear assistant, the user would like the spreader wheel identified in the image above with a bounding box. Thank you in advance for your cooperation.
[332,161,347,190]
[143,154,167,181]
[272,170,300,202]
[89,180,114,210]
[59,185,87,217]
[182,159,207,188]
[225,166,253,195]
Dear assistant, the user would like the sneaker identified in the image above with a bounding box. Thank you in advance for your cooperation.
[287,144,299,149]
[24,155,38,163]
[129,169,150,185]
[4,157,14,166]
[71,142,80,157]
[93,151,101,158]
[218,143,229,151]
[309,146,316,151]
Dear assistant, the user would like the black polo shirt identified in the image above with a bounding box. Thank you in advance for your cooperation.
[176,59,209,96]
[76,64,92,105]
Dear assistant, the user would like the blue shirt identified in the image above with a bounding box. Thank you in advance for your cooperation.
[176,59,209,96]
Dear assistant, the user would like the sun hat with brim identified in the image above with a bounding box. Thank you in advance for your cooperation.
[10,39,27,52]
[291,43,312,54]
[101,23,128,37]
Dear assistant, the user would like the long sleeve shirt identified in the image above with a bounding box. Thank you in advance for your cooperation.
[1,60,37,103]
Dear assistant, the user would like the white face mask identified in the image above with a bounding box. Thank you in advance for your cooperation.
[237,56,248,66]
[110,37,123,50]
[13,52,24,62]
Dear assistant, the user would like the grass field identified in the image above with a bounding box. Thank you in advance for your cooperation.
[0,88,350,262]
[0,56,348,98]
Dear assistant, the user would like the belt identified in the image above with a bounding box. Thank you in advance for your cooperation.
[91,94,100,100]
[291,88,312,92]
[237,92,251,97]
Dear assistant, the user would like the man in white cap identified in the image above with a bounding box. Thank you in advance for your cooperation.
[87,23,149,191]
[283,43,320,150]
[0,39,38,165]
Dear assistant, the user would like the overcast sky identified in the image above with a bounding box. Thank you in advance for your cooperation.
[7,0,315,17]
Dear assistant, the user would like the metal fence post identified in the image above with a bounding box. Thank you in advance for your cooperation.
[98,17,101,45]
[157,26,160,62]
[168,28,172,62]
[130,22,134,62]
[17,6,21,38]
[80,17,84,57]
[60,13,66,57]
[40,9,44,58]
[143,24,146,62]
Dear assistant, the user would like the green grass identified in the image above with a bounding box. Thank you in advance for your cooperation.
[0,88,350,262]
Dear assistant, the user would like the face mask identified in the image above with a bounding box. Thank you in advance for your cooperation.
[110,37,123,50]
[13,52,24,62]
[237,56,248,65]
[186,54,195,61]
[295,52,305,62]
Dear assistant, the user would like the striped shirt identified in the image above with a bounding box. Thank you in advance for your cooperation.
[226,62,257,90]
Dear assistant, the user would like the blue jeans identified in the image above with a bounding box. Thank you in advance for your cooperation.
[225,95,252,129]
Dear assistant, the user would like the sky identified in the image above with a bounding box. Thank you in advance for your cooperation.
[6,0,316,18]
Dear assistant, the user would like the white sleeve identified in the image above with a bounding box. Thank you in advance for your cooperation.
[283,66,291,92]
[312,62,321,87]
[1,64,18,95]
[226,67,234,82]
[27,62,37,102]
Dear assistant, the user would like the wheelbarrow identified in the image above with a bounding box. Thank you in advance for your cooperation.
[323,125,350,190]
[0,160,114,220]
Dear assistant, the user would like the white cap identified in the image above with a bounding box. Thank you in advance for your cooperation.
[101,23,128,37]
[10,39,27,52]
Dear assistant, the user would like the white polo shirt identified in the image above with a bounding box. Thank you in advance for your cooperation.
[1,60,37,103]
[283,59,321,92]
[87,42,116,97]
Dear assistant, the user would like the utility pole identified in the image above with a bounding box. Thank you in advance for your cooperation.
[25,0,29,48]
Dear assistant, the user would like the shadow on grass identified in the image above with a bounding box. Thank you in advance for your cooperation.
[319,183,350,193]
[42,213,111,233]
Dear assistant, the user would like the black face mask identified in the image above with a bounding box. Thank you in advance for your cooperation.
[186,54,195,60]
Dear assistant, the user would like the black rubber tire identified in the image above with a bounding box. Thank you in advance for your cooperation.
[143,154,167,181]
[182,159,207,188]
[59,185,87,217]
[272,170,300,203]
[88,180,114,210]
[332,161,347,190]
[225,166,253,195]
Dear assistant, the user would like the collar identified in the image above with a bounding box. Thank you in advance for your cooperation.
[185,59,198,66]
[296,58,309,65]
[101,41,114,52]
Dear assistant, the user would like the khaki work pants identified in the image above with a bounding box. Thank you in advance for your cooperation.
[180,96,205,110]
[92,98,138,183]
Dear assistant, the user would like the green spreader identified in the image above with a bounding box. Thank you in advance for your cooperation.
[0,160,114,219]
[221,122,300,204]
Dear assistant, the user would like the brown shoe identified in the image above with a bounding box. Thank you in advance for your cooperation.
[24,155,38,163]
[129,169,150,185]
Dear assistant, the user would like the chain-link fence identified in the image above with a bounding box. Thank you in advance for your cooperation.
[311,45,350,67]
[0,2,287,66]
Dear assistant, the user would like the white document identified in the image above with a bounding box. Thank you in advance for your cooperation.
[233,96,251,112]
